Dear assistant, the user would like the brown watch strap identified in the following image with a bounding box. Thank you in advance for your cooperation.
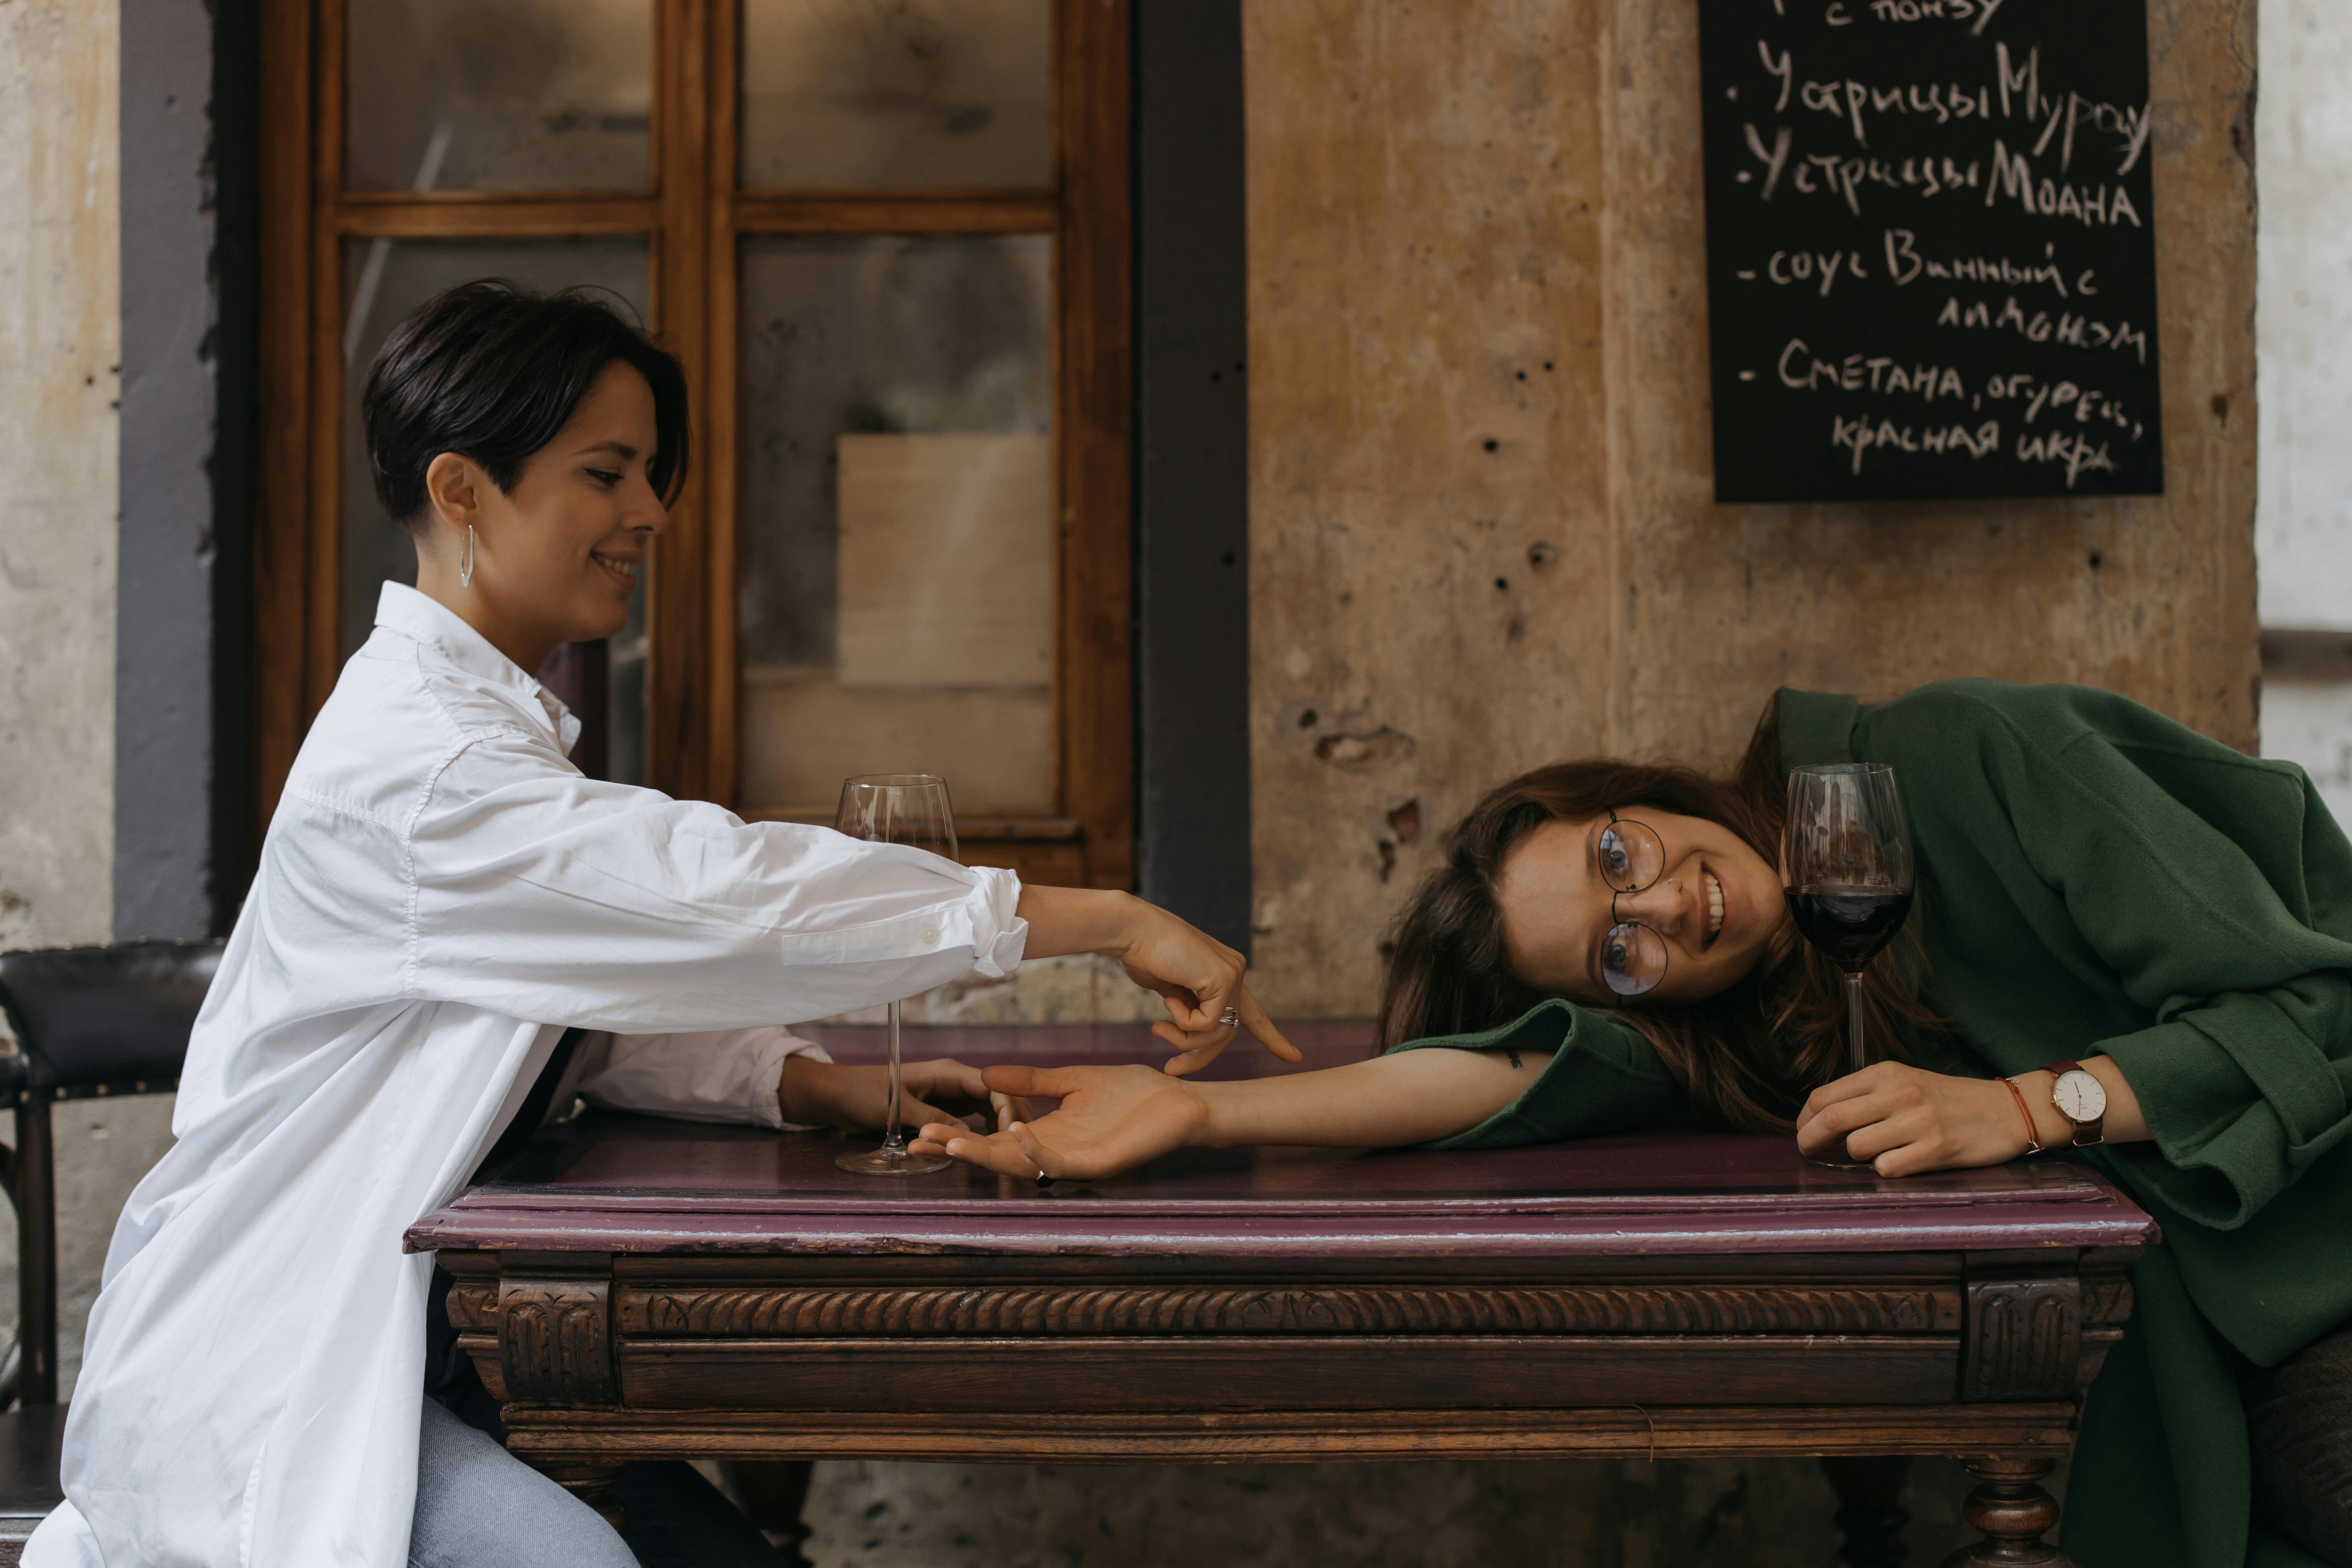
[2038,1058,2105,1148]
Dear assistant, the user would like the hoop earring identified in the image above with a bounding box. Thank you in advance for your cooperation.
[459,525,475,587]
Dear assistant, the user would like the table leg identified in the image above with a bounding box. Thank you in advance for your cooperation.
[1940,1457,2079,1568]
[720,1460,816,1565]
[537,1460,631,1536]
[1821,1455,1912,1568]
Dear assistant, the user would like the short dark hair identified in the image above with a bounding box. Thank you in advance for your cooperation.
[361,280,691,528]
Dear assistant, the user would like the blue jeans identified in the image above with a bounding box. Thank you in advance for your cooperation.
[410,1397,780,1568]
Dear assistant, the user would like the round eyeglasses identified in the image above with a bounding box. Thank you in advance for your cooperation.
[1598,811,1670,998]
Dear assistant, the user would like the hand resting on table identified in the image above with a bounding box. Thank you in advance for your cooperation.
[1794,1057,2147,1176]
[911,1064,1211,1180]
[780,1054,1033,1137]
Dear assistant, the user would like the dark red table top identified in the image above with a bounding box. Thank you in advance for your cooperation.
[403,1021,2157,1261]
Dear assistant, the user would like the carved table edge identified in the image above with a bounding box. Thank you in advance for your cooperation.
[499,1402,2081,1466]
[606,1282,1964,1338]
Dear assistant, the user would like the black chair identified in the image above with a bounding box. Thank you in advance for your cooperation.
[0,940,220,1555]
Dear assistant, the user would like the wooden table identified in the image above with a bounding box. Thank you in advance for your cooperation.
[404,1022,2155,1567]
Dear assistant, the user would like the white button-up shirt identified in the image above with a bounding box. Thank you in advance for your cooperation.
[31,583,1026,1568]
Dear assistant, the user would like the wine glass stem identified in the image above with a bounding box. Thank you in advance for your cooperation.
[1846,971,1867,1076]
[881,997,905,1155]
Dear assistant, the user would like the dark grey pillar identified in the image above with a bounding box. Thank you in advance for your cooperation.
[115,0,260,940]
[1135,0,1253,954]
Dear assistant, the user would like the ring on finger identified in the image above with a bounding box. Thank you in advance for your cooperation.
[1218,1006,1240,1027]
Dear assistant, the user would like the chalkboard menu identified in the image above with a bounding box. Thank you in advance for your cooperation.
[1697,0,2163,502]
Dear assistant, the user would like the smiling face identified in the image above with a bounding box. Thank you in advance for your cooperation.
[418,360,665,669]
[1495,807,1791,1008]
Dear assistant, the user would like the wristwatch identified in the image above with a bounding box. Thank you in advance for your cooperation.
[2038,1059,2108,1148]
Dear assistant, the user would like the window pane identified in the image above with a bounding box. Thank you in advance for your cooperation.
[741,0,1050,190]
[339,238,653,783]
[345,0,653,192]
[737,234,1055,814]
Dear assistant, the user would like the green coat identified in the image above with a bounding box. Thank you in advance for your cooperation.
[1394,680,2352,1568]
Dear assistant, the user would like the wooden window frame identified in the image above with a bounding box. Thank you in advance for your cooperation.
[257,0,1134,891]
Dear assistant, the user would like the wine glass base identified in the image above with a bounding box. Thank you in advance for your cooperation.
[835,1146,952,1177]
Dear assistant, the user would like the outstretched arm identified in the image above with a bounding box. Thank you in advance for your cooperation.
[910,1047,1552,1181]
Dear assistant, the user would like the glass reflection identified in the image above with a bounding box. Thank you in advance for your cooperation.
[741,0,1051,190]
[346,0,653,192]
[736,233,1055,813]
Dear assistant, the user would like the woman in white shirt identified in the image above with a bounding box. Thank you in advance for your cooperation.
[28,281,1289,1568]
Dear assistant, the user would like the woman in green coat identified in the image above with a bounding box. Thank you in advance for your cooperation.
[917,679,2352,1568]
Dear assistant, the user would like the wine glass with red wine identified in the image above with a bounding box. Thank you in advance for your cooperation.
[1782,764,1915,1087]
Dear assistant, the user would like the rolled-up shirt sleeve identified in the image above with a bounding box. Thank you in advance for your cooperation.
[395,729,1028,1033]
[555,1028,837,1131]
[1384,999,1689,1150]
[1992,719,2352,1231]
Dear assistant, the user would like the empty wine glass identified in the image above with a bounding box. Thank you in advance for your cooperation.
[1782,764,1915,1080]
[833,773,958,1177]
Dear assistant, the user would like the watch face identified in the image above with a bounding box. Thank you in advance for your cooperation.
[2054,1069,2108,1123]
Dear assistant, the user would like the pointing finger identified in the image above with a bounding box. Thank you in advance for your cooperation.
[1231,982,1301,1063]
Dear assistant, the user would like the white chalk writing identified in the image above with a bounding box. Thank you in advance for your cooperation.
[1707,0,2160,494]
[1779,339,1970,400]
[1933,294,2150,362]
[1985,140,2141,226]
[1883,229,2093,296]
[2016,429,2119,486]
[1832,415,2003,473]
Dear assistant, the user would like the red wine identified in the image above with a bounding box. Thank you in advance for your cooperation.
[1784,884,1912,971]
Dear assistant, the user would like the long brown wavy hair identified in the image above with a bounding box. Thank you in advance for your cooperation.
[1376,694,1945,1134]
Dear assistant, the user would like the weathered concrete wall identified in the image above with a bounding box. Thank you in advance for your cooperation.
[2254,0,2352,830]
[1246,0,2261,1016]
[2256,0,2352,633]
[2262,670,2352,826]
[0,0,180,1397]
[0,0,120,953]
